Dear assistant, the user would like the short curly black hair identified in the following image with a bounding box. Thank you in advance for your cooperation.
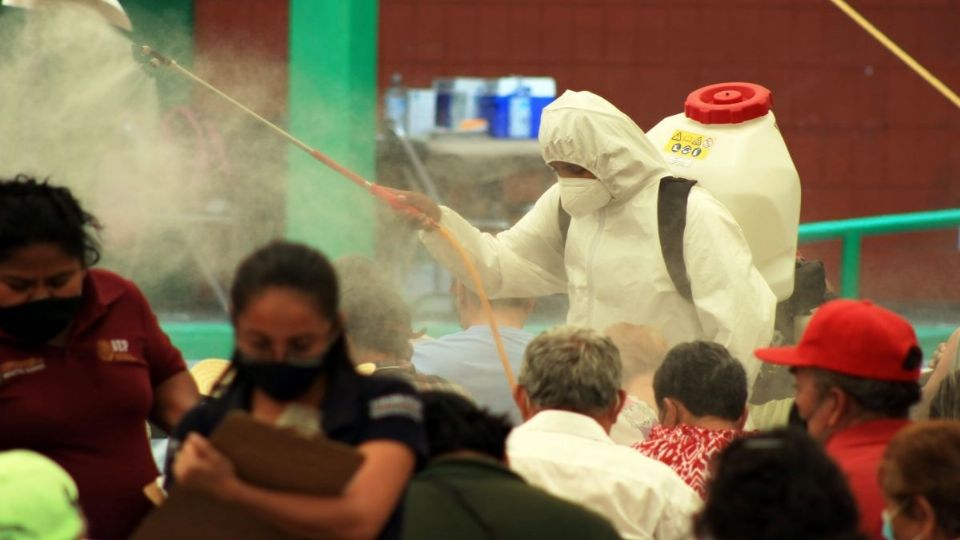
[420,391,513,461]
[694,428,865,540]
[0,175,102,266]
[653,341,747,421]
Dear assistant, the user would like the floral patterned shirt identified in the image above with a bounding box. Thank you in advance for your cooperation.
[632,424,744,498]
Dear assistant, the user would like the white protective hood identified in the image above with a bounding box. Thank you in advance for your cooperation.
[539,90,671,201]
[422,90,775,384]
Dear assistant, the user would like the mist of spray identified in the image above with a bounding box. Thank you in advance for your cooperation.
[0,2,527,334]
[0,4,306,316]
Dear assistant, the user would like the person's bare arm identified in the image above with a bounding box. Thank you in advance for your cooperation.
[174,434,415,540]
[151,370,200,432]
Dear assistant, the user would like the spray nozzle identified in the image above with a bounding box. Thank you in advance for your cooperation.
[137,45,174,69]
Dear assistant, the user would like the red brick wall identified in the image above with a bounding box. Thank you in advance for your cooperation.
[379,0,960,302]
[191,0,291,270]
[194,0,290,119]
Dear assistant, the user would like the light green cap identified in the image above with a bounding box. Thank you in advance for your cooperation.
[0,450,84,540]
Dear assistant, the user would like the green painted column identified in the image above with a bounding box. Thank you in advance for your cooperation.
[287,0,379,258]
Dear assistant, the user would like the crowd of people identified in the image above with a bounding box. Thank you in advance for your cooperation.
[2,92,959,540]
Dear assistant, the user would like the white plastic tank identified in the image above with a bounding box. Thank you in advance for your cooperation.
[646,82,801,301]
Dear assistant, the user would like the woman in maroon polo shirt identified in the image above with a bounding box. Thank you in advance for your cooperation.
[0,175,200,540]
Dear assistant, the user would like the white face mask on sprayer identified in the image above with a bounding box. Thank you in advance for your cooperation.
[558,177,613,217]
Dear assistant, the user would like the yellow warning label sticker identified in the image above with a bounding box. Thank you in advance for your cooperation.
[664,129,711,160]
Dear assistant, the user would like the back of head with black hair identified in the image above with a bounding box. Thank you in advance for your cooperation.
[420,392,513,461]
[653,341,747,421]
[230,240,339,323]
[0,175,101,266]
[695,428,865,540]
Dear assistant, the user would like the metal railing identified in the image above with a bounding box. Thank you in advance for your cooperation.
[161,208,960,359]
[798,208,960,298]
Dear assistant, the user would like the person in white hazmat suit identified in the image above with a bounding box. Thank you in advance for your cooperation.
[397,90,776,384]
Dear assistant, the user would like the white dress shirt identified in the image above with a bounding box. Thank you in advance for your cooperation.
[507,410,700,540]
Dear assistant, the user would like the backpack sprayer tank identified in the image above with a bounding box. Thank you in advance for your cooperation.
[646,82,801,301]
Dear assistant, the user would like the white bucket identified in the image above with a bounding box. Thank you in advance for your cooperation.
[647,82,801,301]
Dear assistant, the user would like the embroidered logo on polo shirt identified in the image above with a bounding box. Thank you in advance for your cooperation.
[97,339,144,365]
[0,357,45,383]
[369,394,423,422]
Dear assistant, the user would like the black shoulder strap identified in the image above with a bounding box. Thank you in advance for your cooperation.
[558,198,571,246]
[658,177,697,303]
[556,178,696,303]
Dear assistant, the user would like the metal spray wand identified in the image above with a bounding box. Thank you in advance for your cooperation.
[139,45,517,389]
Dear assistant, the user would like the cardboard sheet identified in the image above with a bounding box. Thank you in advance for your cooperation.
[132,411,364,540]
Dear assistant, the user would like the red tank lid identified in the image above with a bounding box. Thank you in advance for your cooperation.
[684,82,772,125]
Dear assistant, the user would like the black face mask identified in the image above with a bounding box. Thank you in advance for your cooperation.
[233,335,345,402]
[0,296,84,345]
[787,401,807,431]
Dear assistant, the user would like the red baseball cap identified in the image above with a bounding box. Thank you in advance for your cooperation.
[755,299,921,382]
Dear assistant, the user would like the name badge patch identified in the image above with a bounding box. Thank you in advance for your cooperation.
[0,357,46,383]
[97,339,145,365]
[369,394,423,422]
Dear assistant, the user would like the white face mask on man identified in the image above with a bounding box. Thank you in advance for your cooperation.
[558,177,613,217]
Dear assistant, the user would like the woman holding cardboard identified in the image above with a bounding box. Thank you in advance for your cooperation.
[168,240,427,540]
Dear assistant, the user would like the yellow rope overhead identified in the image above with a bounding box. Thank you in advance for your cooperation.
[829,0,959,109]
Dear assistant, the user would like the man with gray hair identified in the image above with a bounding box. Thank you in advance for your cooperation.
[335,256,470,398]
[507,326,701,540]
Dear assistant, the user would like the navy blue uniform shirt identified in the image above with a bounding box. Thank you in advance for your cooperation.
[167,364,427,540]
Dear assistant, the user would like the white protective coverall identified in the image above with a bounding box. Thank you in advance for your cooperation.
[421,90,776,383]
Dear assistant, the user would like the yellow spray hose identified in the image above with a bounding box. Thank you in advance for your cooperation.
[433,226,516,389]
[829,0,959,109]
[139,46,517,390]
